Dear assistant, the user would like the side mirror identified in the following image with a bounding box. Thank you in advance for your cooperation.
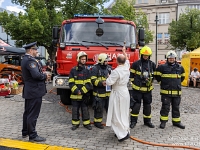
[138,28,145,46]
[52,26,60,39]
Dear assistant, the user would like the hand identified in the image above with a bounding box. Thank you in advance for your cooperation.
[78,90,81,95]
[102,81,106,86]
[46,74,51,80]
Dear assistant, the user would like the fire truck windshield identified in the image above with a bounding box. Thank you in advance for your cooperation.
[61,22,136,46]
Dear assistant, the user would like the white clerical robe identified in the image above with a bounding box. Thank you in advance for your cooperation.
[106,60,130,140]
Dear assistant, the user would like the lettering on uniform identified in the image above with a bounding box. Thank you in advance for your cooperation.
[66,52,72,59]
[29,62,37,68]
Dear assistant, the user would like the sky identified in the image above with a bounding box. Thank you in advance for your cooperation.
[0,0,114,14]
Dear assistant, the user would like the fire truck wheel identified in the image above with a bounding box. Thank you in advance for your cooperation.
[60,90,71,105]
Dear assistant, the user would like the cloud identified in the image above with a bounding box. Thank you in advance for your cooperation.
[6,6,25,14]
[0,0,4,7]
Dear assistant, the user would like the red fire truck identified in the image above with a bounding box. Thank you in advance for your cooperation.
[52,14,145,104]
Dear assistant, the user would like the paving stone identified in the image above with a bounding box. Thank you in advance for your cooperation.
[0,84,199,150]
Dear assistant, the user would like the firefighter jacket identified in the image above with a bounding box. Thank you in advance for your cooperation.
[91,64,112,98]
[130,59,156,92]
[154,62,185,97]
[69,65,92,100]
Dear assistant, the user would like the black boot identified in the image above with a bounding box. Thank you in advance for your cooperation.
[94,123,104,129]
[130,116,138,129]
[130,122,136,129]
[84,124,92,130]
[118,133,130,142]
[173,122,185,129]
[160,122,166,129]
[144,122,155,128]
[71,125,79,131]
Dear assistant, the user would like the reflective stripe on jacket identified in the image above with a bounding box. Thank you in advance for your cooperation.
[154,62,185,97]
[130,59,156,92]
[69,66,92,100]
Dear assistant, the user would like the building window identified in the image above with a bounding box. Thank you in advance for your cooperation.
[158,13,170,24]
[138,0,142,3]
[164,33,170,44]
[143,0,148,3]
[189,5,200,10]
[157,33,163,44]
[137,0,148,4]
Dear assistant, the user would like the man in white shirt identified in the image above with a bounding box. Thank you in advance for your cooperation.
[188,68,200,87]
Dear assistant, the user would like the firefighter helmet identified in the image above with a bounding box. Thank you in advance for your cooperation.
[166,50,177,58]
[98,53,110,65]
[140,46,152,56]
[77,51,87,62]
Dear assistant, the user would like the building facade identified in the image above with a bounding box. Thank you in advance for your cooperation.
[0,7,17,47]
[108,0,200,62]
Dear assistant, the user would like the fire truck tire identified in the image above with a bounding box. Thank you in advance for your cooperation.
[60,90,71,105]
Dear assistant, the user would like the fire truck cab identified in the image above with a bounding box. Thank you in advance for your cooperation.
[52,14,145,104]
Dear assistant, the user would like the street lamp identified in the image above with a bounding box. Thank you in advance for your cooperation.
[154,12,159,64]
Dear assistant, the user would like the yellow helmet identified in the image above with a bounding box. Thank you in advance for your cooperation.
[77,51,87,62]
[166,50,177,58]
[98,53,110,65]
[140,46,152,56]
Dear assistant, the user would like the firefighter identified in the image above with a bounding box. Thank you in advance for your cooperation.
[69,51,92,131]
[91,53,112,129]
[154,50,185,129]
[130,46,156,128]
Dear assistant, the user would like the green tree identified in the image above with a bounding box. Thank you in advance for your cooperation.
[106,0,153,44]
[169,8,200,51]
[0,0,108,58]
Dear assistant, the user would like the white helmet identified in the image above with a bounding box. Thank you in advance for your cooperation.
[98,53,110,65]
[166,50,177,59]
[77,51,87,62]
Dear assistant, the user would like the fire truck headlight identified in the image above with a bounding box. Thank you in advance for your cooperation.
[56,79,64,86]
[60,43,65,49]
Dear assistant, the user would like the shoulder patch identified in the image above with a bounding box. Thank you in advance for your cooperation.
[29,62,37,68]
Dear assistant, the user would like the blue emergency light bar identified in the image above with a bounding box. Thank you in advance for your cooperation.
[74,14,124,19]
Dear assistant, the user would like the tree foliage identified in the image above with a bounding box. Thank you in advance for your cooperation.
[169,8,200,51]
[0,0,108,58]
[106,0,153,44]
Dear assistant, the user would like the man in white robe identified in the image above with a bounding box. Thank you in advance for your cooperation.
[106,47,130,142]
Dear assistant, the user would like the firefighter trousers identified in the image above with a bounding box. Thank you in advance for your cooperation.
[130,89,152,123]
[94,97,109,124]
[160,95,181,123]
[71,100,90,126]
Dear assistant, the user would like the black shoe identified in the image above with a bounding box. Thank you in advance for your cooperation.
[94,123,104,129]
[84,124,92,130]
[71,125,79,131]
[29,136,46,142]
[22,135,28,138]
[144,122,155,128]
[118,133,130,142]
[173,122,185,129]
[160,122,166,129]
[130,122,136,129]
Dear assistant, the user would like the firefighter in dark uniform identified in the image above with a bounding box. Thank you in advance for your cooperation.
[69,51,92,131]
[130,46,156,128]
[154,50,185,129]
[91,53,112,129]
[21,42,49,142]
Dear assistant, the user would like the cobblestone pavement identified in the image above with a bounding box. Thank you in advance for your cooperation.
[0,84,200,150]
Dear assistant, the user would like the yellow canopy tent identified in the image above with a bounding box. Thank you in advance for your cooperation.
[181,47,200,86]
